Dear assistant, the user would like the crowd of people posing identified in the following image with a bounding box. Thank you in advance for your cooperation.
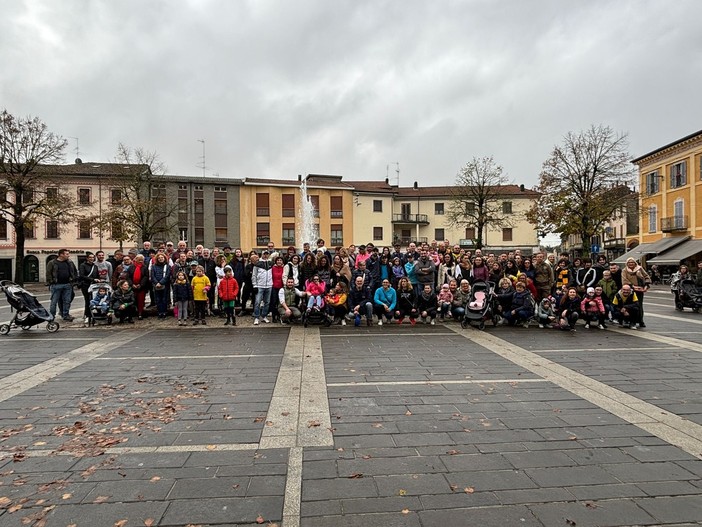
[59,238,653,330]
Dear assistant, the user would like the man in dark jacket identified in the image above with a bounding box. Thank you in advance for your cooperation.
[348,276,373,326]
[48,248,78,322]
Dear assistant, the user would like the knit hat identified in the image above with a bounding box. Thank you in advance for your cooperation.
[587,287,595,295]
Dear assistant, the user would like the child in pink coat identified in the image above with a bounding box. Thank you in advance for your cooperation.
[580,286,606,329]
[306,274,326,311]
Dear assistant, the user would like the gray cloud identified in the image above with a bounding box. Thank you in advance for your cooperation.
[2,0,700,186]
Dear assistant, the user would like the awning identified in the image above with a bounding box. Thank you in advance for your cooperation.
[647,239,702,265]
[612,236,690,264]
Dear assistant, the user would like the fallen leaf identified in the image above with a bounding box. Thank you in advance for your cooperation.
[93,496,110,504]
[62,493,72,500]
[405,410,412,416]
[68,524,77,527]
[449,484,458,492]
[401,508,410,514]
[253,416,265,423]
[398,489,407,496]
[371,423,383,428]
[361,455,372,460]
[568,435,578,441]
[565,519,576,526]
[584,501,598,509]
[232,484,240,490]
[150,476,161,482]
[464,487,475,494]
[144,519,155,526]
[348,473,364,479]
[446,449,460,455]
[281,412,290,417]
[0,496,10,506]
[33,441,47,446]
[256,515,265,524]
[8,504,22,513]
[307,420,321,428]
[206,445,217,451]
[113,521,128,527]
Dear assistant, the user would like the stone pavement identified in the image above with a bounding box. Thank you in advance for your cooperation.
[0,286,701,526]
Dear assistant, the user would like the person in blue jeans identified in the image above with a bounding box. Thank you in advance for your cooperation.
[47,249,78,321]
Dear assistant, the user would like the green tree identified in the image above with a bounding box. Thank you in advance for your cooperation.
[446,156,514,249]
[0,110,78,284]
[527,125,636,253]
[97,143,179,245]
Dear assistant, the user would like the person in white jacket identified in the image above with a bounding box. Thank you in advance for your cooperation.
[252,251,274,324]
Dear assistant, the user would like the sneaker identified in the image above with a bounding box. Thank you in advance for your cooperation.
[410,318,416,326]
[584,323,590,329]
[523,321,529,329]
[354,314,361,327]
[538,323,544,329]
[341,319,346,326]
[430,319,435,325]
[232,318,237,326]
[597,324,605,330]
[623,322,630,329]
[224,319,230,326]
[632,323,639,330]
[262,317,270,324]
[254,318,260,325]
[378,320,383,326]
[639,322,646,328]
[63,315,74,322]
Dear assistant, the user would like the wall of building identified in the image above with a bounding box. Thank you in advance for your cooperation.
[352,193,394,246]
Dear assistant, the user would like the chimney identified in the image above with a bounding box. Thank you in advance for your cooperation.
[519,184,525,192]
[413,181,418,190]
[385,178,389,184]
[298,174,302,182]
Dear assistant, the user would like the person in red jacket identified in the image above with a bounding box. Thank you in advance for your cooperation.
[218,265,240,326]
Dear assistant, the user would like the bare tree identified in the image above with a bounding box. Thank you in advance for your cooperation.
[446,156,514,249]
[0,110,79,284]
[97,143,179,245]
[527,125,636,254]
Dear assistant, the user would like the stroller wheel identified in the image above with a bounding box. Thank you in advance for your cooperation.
[21,325,31,331]
[460,319,468,329]
[693,307,700,313]
[479,322,485,330]
[46,321,60,333]
[0,324,11,335]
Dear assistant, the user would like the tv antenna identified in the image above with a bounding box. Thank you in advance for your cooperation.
[69,137,80,159]
[386,162,400,186]
[197,139,206,177]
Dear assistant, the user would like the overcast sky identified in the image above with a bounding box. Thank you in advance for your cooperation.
[2,0,701,187]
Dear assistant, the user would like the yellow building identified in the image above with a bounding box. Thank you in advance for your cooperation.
[627,129,702,267]
[239,174,355,250]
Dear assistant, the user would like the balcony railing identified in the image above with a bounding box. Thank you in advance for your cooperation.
[282,208,295,217]
[459,239,475,247]
[392,213,429,224]
[661,215,688,232]
[282,237,295,245]
[395,236,428,245]
[330,210,343,218]
[256,235,270,245]
[603,237,626,249]
[330,238,344,246]
[256,207,270,216]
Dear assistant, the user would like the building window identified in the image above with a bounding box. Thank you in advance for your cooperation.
[674,199,685,229]
[282,194,295,217]
[465,227,476,240]
[78,188,91,205]
[22,189,34,205]
[111,221,123,240]
[0,187,6,203]
[214,188,227,243]
[502,228,513,242]
[282,223,295,245]
[46,187,58,201]
[646,171,660,195]
[373,200,383,212]
[46,220,59,239]
[330,196,343,218]
[256,222,270,246]
[110,188,122,205]
[434,228,445,241]
[0,219,7,239]
[194,186,204,245]
[309,195,320,218]
[465,202,475,215]
[215,228,228,243]
[24,221,35,239]
[648,205,657,233]
[178,185,188,235]
[434,203,444,215]
[502,201,513,214]
[78,219,91,239]
[330,224,343,246]
[670,161,687,188]
[256,193,270,216]
[373,226,383,241]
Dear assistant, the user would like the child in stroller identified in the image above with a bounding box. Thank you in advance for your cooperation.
[88,283,113,325]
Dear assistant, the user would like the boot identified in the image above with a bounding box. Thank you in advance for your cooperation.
[224,316,230,326]
[397,317,404,325]
[231,316,237,326]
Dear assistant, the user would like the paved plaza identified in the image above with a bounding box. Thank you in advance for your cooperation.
[1,286,702,526]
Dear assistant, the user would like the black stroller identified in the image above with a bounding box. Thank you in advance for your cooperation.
[461,280,498,330]
[87,282,114,326]
[675,278,702,312]
[0,280,59,335]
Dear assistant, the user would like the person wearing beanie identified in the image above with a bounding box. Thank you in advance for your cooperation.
[581,286,606,329]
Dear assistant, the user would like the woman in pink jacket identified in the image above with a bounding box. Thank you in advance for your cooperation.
[306,274,326,311]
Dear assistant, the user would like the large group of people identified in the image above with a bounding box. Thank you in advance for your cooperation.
[45,238,654,330]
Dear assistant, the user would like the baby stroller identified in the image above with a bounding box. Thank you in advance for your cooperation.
[87,282,113,326]
[675,278,702,312]
[302,301,332,327]
[0,280,59,335]
[461,280,498,330]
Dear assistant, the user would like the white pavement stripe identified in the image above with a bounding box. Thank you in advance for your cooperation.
[259,327,333,450]
[282,446,303,527]
[96,354,282,360]
[0,443,261,459]
[453,327,702,460]
[645,311,702,326]
[536,347,674,353]
[0,332,150,403]
[327,378,548,387]
[320,332,454,337]
[2,338,97,341]
[609,326,702,353]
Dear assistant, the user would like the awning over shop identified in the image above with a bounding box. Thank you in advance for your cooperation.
[612,236,690,264]
[647,239,702,265]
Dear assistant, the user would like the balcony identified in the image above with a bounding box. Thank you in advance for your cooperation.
[330,210,343,218]
[395,236,428,245]
[256,235,270,245]
[282,236,295,245]
[256,207,270,216]
[459,239,475,247]
[282,208,295,217]
[661,215,688,232]
[392,213,429,225]
[604,237,626,249]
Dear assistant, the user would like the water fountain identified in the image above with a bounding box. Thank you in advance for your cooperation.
[298,178,319,246]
